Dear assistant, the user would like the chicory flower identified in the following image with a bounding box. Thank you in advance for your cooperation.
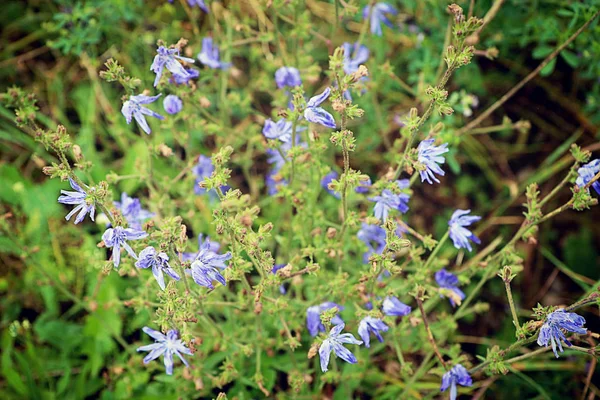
[448,209,481,251]
[137,327,192,375]
[121,94,165,135]
[319,323,363,372]
[58,178,96,224]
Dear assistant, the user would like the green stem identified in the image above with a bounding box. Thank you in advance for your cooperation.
[504,278,522,334]
[422,230,449,270]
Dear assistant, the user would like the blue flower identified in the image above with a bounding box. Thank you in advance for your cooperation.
[271,263,287,294]
[435,269,465,307]
[319,323,363,372]
[137,327,192,375]
[187,238,231,289]
[135,246,180,290]
[172,67,199,84]
[265,170,287,195]
[58,178,95,224]
[382,296,411,316]
[440,364,473,400]
[121,93,165,135]
[193,155,214,195]
[357,316,389,348]
[150,46,195,87]
[448,209,481,251]
[163,94,183,115]
[263,118,293,143]
[576,159,600,195]
[266,135,305,172]
[306,302,344,337]
[363,3,397,36]
[369,180,410,221]
[197,37,231,70]
[187,0,208,12]
[275,67,301,88]
[182,234,221,262]
[355,177,372,194]
[102,226,147,268]
[321,171,341,199]
[537,309,587,358]
[304,88,336,128]
[114,192,154,230]
[357,222,387,263]
[417,139,449,184]
[343,42,370,75]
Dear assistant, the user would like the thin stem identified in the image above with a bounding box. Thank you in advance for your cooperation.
[416,296,447,370]
[423,230,449,270]
[504,278,522,334]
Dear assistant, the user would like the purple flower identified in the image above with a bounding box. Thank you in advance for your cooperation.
[306,302,344,337]
[262,119,293,143]
[417,139,449,184]
[271,263,287,294]
[58,178,95,224]
[137,327,192,375]
[382,296,411,316]
[321,171,341,199]
[102,226,148,268]
[440,364,473,400]
[135,247,180,290]
[537,309,587,358]
[369,180,410,221]
[265,170,287,195]
[275,67,301,88]
[187,238,231,289]
[319,323,363,372]
[163,94,183,115]
[182,234,221,262]
[435,269,465,307]
[172,67,199,84]
[576,159,600,195]
[355,177,372,194]
[193,155,214,195]
[357,222,387,263]
[187,0,209,12]
[363,3,397,36]
[357,316,389,348]
[343,42,370,75]
[114,192,154,230]
[121,93,165,135]
[197,37,231,70]
[448,209,481,251]
[304,88,336,129]
[150,46,195,87]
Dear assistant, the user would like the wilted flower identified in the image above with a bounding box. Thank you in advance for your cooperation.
[172,67,199,84]
[448,209,481,251]
[576,159,600,195]
[114,192,154,230]
[58,178,95,224]
[135,246,180,290]
[440,364,473,400]
[197,37,231,70]
[358,316,389,348]
[417,139,449,184]
[304,88,336,129]
[321,171,341,199]
[537,309,587,358]
[137,327,192,375]
[163,94,183,115]
[363,3,397,36]
[435,269,465,307]
[102,226,148,268]
[150,46,195,87]
[262,119,293,143]
[121,94,165,135]
[275,66,301,88]
[357,222,387,263]
[187,238,232,289]
[382,296,411,316]
[306,302,344,337]
[319,323,363,372]
[369,180,410,221]
[355,177,372,194]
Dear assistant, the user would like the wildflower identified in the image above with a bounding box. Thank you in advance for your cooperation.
[357,222,387,263]
[435,269,465,307]
[114,192,154,230]
[187,0,209,12]
[121,94,165,135]
[369,180,410,221]
[319,323,363,372]
[182,234,221,262]
[172,67,199,84]
[265,170,287,195]
[266,135,305,172]
[355,177,372,194]
[135,246,180,290]
[537,309,587,358]
[306,302,344,337]
[163,94,183,115]
[576,159,600,195]
[382,296,411,316]
[271,263,287,294]
[58,178,95,224]
[102,226,148,268]
[358,316,389,348]
[417,139,449,184]
[448,209,481,251]
[262,118,293,143]
[343,42,370,75]
[187,238,232,289]
[304,88,336,129]
[150,46,195,87]
[137,327,192,375]
[275,67,301,88]
[440,364,473,400]
[321,171,341,199]
[197,37,231,70]
[192,155,229,195]
[363,3,397,36]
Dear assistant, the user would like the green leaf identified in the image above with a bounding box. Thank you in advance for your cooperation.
[539,58,557,77]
